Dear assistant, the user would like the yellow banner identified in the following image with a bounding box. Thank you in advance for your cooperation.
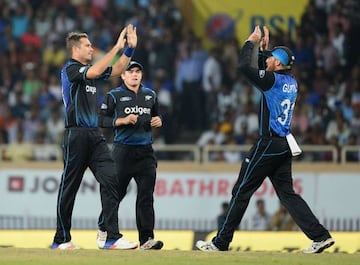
[0,230,194,250]
[1,230,359,253]
[191,0,309,47]
[204,231,360,253]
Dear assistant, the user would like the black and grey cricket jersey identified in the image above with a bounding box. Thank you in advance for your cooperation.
[99,84,161,145]
[61,59,112,128]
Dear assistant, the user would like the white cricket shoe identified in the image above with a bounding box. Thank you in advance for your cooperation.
[140,238,164,250]
[101,236,138,250]
[196,240,219,252]
[303,238,335,253]
[96,230,107,249]
[50,241,80,250]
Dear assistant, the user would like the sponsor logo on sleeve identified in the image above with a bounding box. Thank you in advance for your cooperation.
[259,70,265,78]
[120,96,132,102]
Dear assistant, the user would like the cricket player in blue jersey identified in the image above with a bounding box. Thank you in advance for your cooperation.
[196,25,334,254]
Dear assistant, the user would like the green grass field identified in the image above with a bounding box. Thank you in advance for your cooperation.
[0,248,359,265]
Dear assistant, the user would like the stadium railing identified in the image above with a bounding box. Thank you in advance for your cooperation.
[1,215,359,231]
[0,144,359,163]
[201,144,339,163]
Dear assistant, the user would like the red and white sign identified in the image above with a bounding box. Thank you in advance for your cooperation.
[0,169,358,228]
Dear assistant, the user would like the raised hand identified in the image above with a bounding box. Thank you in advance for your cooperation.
[260,26,269,51]
[126,24,137,48]
[115,27,127,50]
[247,25,263,44]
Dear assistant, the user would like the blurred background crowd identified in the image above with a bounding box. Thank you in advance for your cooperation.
[0,0,359,162]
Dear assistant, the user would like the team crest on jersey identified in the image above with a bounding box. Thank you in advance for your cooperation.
[145,95,152,101]
[79,66,86,73]
[100,103,108,110]
[259,70,265,78]
[120,96,132,101]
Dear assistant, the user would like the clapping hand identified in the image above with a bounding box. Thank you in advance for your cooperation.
[260,26,269,51]
[116,27,127,50]
[126,24,137,48]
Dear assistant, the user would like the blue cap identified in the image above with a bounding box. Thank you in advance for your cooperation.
[126,61,143,71]
[263,46,295,67]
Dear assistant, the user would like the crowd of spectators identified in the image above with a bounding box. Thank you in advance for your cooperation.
[219,199,298,231]
[0,0,359,162]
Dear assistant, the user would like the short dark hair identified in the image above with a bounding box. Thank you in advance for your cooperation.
[66,32,88,55]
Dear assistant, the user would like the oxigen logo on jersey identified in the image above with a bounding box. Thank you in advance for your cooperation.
[85,85,96,94]
[124,105,151,115]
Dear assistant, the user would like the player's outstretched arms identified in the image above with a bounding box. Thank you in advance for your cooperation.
[87,27,127,79]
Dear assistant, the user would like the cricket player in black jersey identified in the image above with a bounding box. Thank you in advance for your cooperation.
[51,24,138,250]
[97,61,163,250]
[196,26,334,253]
